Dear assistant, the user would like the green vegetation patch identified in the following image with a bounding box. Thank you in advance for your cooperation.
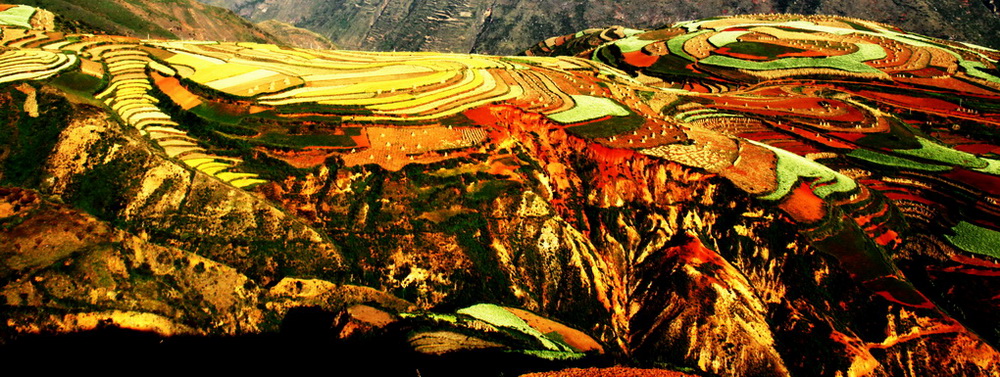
[946,221,1000,259]
[564,112,645,139]
[646,53,709,79]
[516,350,586,361]
[399,312,460,323]
[47,71,104,96]
[611,35,654,53]
[188,102,245,125]
[456,304,570,352]
[751,140,857,201]
[718,41,812,60]
[841,20,879,33]
[959,60,1000,84]
[700,43,886,73]
[847,149,951,172]
[0,5,36,29]
[621,27,646,37]
[547,95,631,124]
[707,30,748,48]
[974,158,1000,176]
[894,137,987,169]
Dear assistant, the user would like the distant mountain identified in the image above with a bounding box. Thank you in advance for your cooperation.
[6,0,333,48]
[201,0,1000,54]
[255,19,337,50]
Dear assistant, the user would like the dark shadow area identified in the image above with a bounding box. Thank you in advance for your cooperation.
[0,308,607,376]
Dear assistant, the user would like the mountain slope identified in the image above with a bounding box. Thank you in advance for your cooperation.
[203,0,1000,54]
[8,0,273,42]
[6,0,333,48]
[255,19,336,50]
[2,4,1000,376]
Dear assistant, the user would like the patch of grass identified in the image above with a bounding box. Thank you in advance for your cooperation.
[457,303,571,352]
[718,41,810,60]
[847,149,951,172]
[946,221,1000,259]
[894,136,986,169]
[750,140,857,201]
[47,70,104,96]
[700,42,886,73]
[645,53,709,79]
[547,95,631,124]
[564,112,645,139]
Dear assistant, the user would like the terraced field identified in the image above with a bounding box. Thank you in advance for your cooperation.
[3,4,1000,374]
[4,4,1000,295]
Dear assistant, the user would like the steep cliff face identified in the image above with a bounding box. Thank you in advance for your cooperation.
[204,0,1000,53]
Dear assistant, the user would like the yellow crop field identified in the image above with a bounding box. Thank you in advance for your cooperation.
[162,145,202,158]
[371,69,482,111]
[259,70,454,104]
[229,177,269,188]
[236,42,320,60]
[164,50,225,72]
[196,162,232,175]
[203,69,300,96]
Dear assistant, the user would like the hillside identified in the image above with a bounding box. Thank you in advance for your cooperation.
[5,0,333,48]
[202,0,1000,54]
[2,4,1000,376]
[255,19,336,50]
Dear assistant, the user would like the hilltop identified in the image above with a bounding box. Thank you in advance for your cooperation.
[1,4,1000,376]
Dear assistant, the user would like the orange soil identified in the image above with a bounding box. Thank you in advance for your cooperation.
[621,51,659,67]
[504,307,604,353]
[152,72,203,110]
[260,147,340,169]
[710,95,868,124]
[777,181,827,224]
